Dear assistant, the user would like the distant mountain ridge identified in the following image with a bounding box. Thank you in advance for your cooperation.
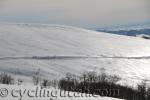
[96,21,150,36]
[97,28,150,36]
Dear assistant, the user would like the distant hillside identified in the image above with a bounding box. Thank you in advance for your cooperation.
[97,28,150,36]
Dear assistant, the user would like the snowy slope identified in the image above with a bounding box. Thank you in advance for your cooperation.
[0,23,150,84]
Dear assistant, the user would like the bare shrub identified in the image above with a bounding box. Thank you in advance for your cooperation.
[0,73,14,84]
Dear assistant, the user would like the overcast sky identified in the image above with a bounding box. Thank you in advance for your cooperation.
[0,0,149,28]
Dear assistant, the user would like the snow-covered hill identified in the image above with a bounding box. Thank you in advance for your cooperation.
[0,23,150,84]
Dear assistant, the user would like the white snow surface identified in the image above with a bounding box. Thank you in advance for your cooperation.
[0,23,150,84]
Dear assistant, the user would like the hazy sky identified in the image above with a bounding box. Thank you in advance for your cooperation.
[0,0,149,28]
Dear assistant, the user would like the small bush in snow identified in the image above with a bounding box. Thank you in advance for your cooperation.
[0,73,14,84]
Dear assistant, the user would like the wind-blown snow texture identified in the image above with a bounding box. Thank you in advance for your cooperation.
[0,23,150,84]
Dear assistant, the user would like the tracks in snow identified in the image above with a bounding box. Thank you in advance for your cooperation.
[0,55,150,60]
